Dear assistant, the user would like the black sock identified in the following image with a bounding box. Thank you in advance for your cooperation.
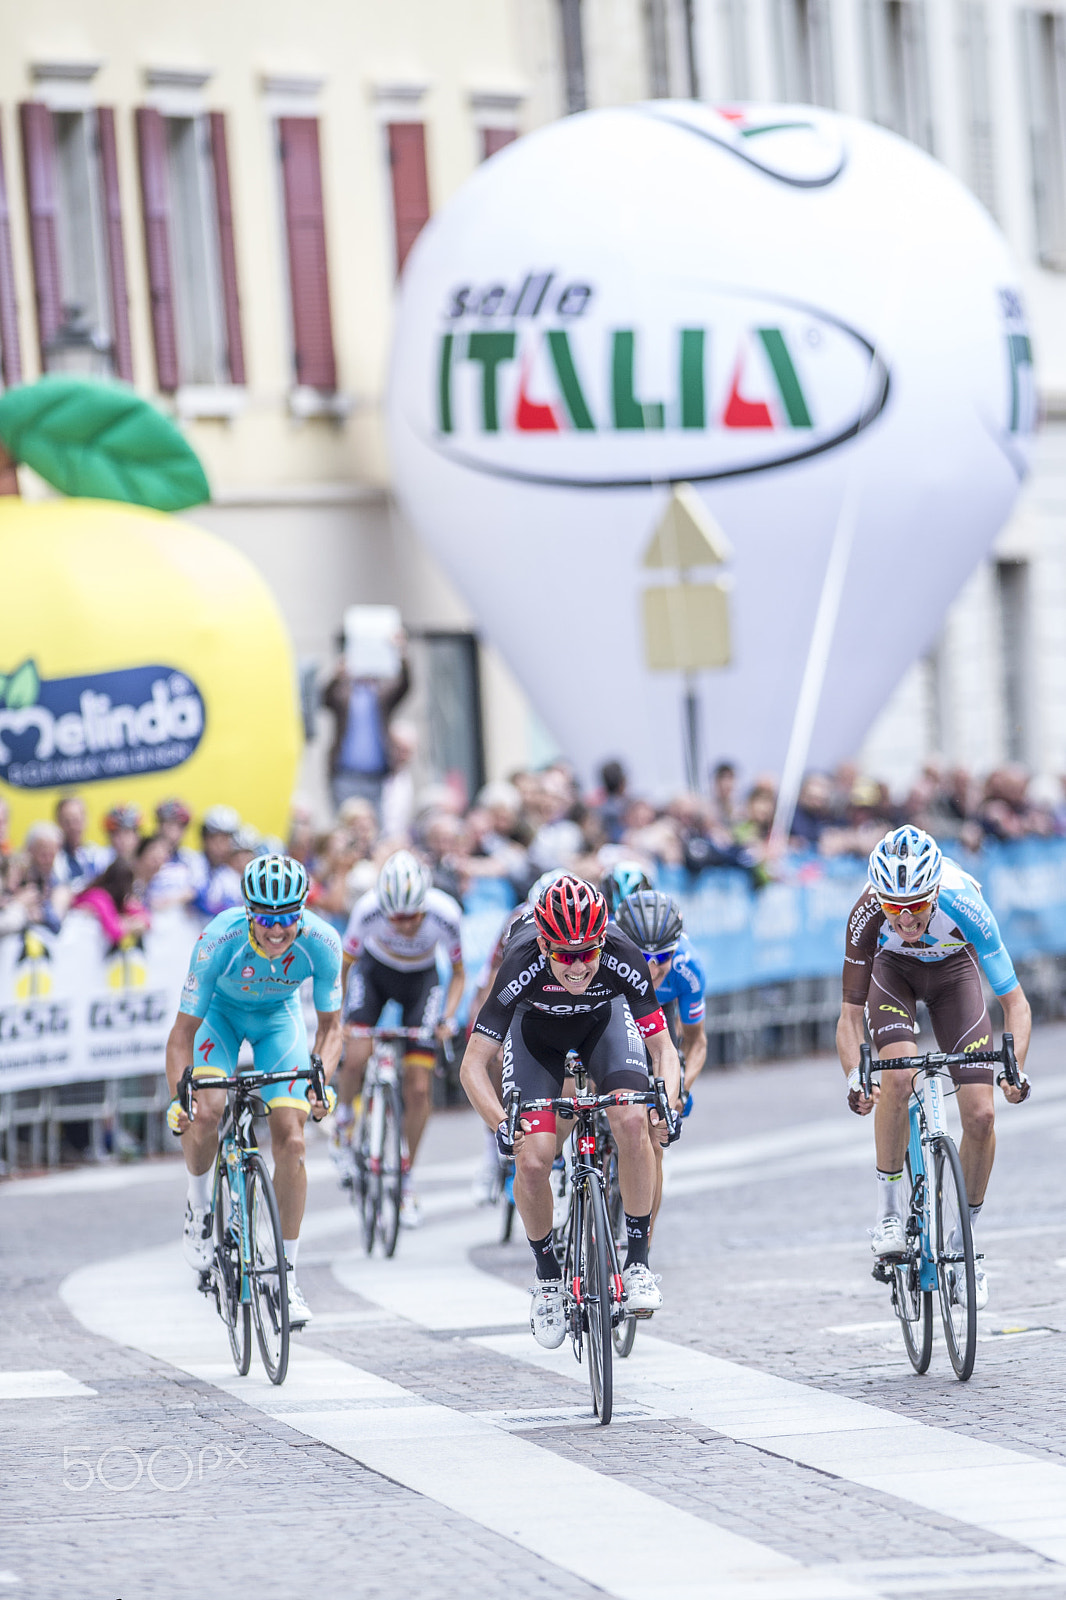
[528,1231,561,1281]
[624,1212,651,1269]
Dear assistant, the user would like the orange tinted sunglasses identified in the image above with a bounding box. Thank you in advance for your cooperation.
[879,896,936,918]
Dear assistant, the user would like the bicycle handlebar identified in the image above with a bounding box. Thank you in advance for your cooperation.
[177,1062,321,1118]
[505,1078,674,1127]
[858,1034,1020,1097]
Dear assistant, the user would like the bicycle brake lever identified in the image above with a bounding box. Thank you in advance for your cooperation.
[504,1087,521,1149]
[859,1042,872,1099]
[308,1053,326,1105]
[178,1064,196,1120]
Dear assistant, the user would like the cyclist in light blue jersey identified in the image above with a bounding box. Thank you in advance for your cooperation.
[616,889,707,1228]
[165,854,343,1327]
[838,825,1031,1311]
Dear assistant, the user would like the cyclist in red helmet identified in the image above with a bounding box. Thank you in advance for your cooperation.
[461,874,681,1349]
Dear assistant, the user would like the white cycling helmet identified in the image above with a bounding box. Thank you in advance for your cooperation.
[527,868,568,906]
[868,825,943,901]
[378,849,431,916]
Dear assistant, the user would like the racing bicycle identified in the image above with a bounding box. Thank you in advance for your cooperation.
[860,1034,1021,1382]
[345,1025,422,1257]
[175,1057,327,1386]
[505,1050,674,1425]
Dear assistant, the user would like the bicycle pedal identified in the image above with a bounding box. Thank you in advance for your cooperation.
[871,1261,893,1284]
[632,1307,655,1320]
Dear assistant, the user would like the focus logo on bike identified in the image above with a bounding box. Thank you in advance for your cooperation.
[0,661,205,789]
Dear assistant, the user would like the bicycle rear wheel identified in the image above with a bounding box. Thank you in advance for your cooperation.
[247,1153,290,1385]
[582,1179,614,1425]
[378,1082,404,1258]
[892,1150,932,1374]
[933,1136,977,1380]
[605,1149,635,1358]
[214,1161,250,1375]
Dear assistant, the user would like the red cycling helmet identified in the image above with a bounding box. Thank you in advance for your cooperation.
[104,804,142,834]
[533,875,608,947]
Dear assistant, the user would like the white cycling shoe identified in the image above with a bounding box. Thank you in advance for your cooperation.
[400,1191,423,1229]
[950,1263,989,1311]
[870,1216,907,1258]
[182,1202,214,1272]
[287,1272,313,1329]
[622,1262,663,1316]
[530,1280,566,1349]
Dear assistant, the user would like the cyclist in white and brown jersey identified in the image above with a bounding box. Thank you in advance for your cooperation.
[837,825,1031,1309]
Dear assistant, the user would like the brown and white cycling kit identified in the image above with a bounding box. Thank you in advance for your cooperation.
[842,860,1019,1087]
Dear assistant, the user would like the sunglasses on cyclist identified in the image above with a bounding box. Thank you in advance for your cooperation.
[643,946,678,965]
[251,911,302,928]
[878,896,936,919]
[548,943,604,966]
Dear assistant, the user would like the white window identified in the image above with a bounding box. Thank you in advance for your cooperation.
[163,116,227,388]
[957,0,997,217]
[1020,10,1066,267]
[863,0,935,152]
[644,0,700,97]
[52,111,111,356]
[772,0,835,105]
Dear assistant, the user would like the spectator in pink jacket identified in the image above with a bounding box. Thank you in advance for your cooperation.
[71,859,150,947]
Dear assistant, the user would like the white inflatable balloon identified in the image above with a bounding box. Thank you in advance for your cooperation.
[388,103,1034,788]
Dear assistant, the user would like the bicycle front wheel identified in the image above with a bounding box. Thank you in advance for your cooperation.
[359,1091,381,1255]
[214,1161,250,1375]
[247,1154,290,1385]
[378,1082,404,1258]
[892,1150,932,1374]
[933,1136,977,1381]
[581,1179,614,1425]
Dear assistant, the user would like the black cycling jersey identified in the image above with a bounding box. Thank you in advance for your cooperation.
[473,922,666,1043]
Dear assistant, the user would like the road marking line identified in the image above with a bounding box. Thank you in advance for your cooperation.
[473,1330,1066,1566]
[0,1369,97,1399]
[60,1248,879,1600]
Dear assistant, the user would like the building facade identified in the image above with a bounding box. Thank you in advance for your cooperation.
[0,0,1063,811]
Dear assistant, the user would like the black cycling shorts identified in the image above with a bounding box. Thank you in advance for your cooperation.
[866,948,995,1085]
[346,952,443,1034]
[501,998,650,1133]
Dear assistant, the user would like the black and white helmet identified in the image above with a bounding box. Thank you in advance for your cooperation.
[378,850,431,916]
[868,826,943,901]
[615,890,683,953]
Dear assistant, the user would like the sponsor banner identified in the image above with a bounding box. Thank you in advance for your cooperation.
[0,908,198,1093]
[457,838,1066,1012]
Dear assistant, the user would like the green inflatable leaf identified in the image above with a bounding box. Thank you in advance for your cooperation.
[0,377,210,510]
[5,660,39,709]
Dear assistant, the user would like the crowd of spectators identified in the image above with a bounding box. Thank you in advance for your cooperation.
[1,757,1063,949]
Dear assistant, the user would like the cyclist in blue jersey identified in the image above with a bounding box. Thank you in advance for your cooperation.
[616,889,707,1227]
[837,825,1031,1310]
[164,854,343,1328]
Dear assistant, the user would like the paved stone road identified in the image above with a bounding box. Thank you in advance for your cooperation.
[3,1027,1066,1599]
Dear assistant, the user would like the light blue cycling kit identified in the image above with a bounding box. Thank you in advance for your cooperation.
[179,906,343,1108]
[653,932,707,1025]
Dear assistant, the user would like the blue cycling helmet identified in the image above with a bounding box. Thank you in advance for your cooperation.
[242,854,308,914]
[868,826,942,901]
[600,860,652,916]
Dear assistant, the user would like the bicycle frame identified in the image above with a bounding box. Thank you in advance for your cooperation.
[902,1067,954,1295]
[179,1063,322,1307]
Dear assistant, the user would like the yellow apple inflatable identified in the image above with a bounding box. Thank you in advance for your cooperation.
[0,498,300,842]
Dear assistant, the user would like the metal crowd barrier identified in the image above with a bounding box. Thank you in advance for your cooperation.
[0,1073,172,1174]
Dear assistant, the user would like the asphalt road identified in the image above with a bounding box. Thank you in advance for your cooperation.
[3,1026,1066,1600]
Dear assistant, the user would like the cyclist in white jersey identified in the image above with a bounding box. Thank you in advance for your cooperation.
[336,850,464,1224]
[838,825,1031,1310]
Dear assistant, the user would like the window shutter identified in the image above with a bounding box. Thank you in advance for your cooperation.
[481,127,517,161]
[95,108,134,383]
[19,101,62,362]
[0,123,22,386]
[208,111,245,386]
[135,107,179,392]
[278,116,336,391]
[387,122,430,275]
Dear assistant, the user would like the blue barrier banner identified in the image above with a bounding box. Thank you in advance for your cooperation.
[458,840,1066,1017]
